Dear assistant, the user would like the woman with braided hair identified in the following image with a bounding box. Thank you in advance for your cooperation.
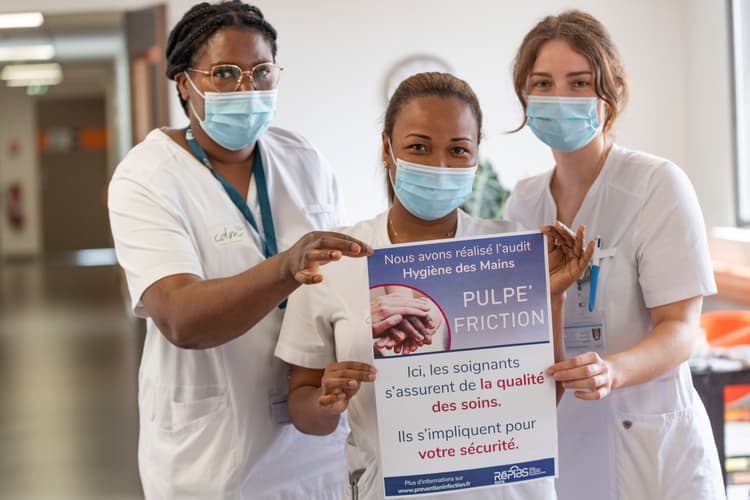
[108,1,372,498]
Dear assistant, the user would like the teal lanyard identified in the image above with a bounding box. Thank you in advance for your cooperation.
[185,127,278,258]
[185,127,285,309]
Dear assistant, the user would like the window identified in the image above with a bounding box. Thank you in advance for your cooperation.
[731,0,750,226]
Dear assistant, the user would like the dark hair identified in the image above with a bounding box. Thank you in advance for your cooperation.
[512,9,628,134]
[384,72,483,144]
[382,72,482,201]
[166,0,278,115]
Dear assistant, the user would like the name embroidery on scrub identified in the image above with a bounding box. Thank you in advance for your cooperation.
[212,224,249,246]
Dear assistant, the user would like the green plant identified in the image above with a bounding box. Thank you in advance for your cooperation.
[461,159,510,220]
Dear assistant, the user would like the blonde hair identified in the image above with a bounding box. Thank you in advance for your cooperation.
[512,10,628,134]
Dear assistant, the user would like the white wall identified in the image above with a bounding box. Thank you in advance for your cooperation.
[0,89,42,257]
[1,0,737,228]
[166,0,708,224]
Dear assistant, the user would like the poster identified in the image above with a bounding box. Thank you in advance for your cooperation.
[367,231,557,497]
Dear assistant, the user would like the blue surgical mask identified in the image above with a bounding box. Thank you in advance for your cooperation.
[392,156,477,221]
[526,96,601,152]
[186,73,277,151]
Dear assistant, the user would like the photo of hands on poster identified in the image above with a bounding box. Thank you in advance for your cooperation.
[370,286,447,357]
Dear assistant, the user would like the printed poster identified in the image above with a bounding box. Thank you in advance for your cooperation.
[367,231,557,497]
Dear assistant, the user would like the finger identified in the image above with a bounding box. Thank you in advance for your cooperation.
[302,248,344,264]
[326,368,377,382]
[553,363,605,382]
[327,361,378,372]
[546,352,600,374]
[562,373,608,390]
[406,316,428,337]
[397,319,424,342]
[295,270,323,285]
[372,314,403,337]
[316,233,373,256]
[574,386,610,400]
[319,392,347,408]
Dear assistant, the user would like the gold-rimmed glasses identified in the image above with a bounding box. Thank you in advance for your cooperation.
[187,62,282,92]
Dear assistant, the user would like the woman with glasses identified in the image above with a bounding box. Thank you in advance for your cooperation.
[276,71,593,499]
[505,10,724,500]
[107,1,372,498]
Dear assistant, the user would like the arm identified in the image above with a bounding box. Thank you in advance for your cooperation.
[287,362,376,435]
[143,232,372,349]
[549,296,702,400]
[549,293,566,404]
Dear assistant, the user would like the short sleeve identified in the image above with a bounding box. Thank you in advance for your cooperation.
[275,282,338,369]
[634,162,717,308]
[108,173,204,316]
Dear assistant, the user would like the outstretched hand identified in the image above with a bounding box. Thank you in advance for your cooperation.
[282,231,373,285]
[543,222,595,295]
[318,361,377,414]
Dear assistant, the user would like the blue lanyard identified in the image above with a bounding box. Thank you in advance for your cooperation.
[185,127,286,309]
[185,127,278,258]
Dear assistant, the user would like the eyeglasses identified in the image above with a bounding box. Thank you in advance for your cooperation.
[187,62,282,92]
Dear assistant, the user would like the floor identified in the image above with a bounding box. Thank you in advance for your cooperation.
[0,257,144,500]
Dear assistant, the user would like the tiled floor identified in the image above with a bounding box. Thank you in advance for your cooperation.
[0,259,144,500]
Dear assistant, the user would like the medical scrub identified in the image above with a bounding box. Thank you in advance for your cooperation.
[505,144,725,500]
[276,209,556,500]
[108,128,347,499]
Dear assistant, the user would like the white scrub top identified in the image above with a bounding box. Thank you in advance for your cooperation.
[276,209,557,500]
[505,144,725,500]
[108,128,347,500]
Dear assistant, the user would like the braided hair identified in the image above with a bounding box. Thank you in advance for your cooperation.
[166,0,278,115]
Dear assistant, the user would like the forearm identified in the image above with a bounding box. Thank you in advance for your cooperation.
[606,319,696,390]
[288,385,341,436]
[550,293,566,403]
[151,252,299,349]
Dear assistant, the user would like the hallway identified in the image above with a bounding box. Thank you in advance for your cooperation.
[0,257,143,499]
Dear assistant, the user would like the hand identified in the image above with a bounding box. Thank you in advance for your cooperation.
[543,222,595,295]
[546,351,615,400]
[318,361,377,414]
[281,231,373,284]
[371,294,432,338]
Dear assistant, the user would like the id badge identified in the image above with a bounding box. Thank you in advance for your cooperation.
[564,312,606,357]
[269,391,292,425]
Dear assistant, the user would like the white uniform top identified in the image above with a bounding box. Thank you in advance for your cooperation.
[276,209,556,500]
[505,144,725,500]
[108,128,347,500]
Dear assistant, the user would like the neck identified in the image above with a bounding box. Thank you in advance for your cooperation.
[550,135,611,193]
[387,203,457,244]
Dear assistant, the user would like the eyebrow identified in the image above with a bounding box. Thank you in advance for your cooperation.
[529,71,593,78]
[404,133,474,142]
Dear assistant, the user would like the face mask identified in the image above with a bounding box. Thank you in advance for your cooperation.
[391,156,477,221]
[186,73,277,151]
[525,96,601,152]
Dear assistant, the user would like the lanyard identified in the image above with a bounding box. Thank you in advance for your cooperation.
[185,127,278,258]
[185,127,286,309]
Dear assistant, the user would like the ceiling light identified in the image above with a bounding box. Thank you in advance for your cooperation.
[0,44,54,61]
[0,12,44,29]
[1,62,61,81]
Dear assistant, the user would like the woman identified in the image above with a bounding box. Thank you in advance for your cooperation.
[505,10,725,500]
[275,72,592,499]
[107,2,374,498]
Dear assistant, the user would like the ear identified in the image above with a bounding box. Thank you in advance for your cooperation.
[175,72,190,102]
[381,132,392,165]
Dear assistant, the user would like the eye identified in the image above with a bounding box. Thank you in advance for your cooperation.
[212,65,240,80]
[406,143,428,153]
[572,80,591,88]
[451,146,471,155]
[530,79,551,90]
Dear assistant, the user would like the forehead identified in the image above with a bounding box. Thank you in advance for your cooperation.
[392,95,478,139]
[532,38,592,73]
[193,27,273,66]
